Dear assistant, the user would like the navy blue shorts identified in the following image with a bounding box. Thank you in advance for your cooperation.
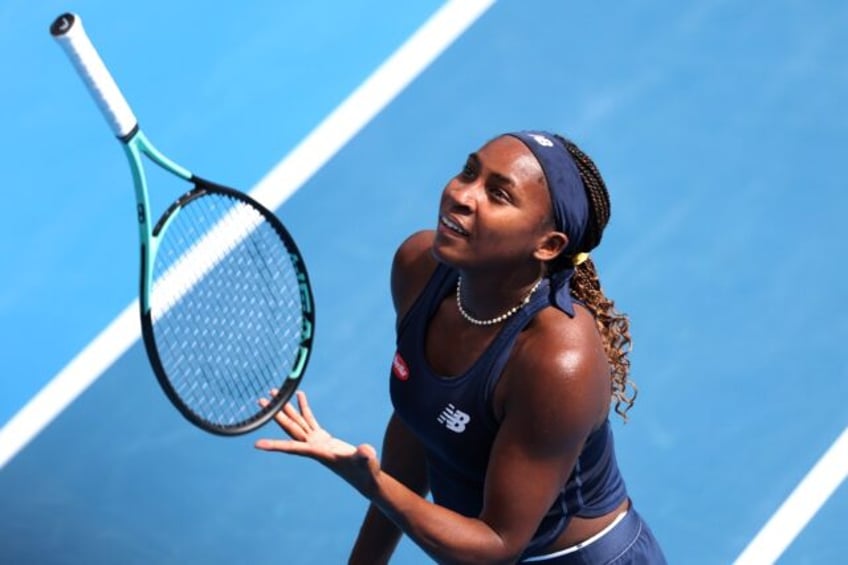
[522,507,666,564]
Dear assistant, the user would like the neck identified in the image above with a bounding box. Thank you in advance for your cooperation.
[456,268,543,325]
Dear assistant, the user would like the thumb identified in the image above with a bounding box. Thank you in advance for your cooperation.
[354,443,379,470]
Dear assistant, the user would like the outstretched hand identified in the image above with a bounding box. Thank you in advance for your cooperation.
[255,390,381,497]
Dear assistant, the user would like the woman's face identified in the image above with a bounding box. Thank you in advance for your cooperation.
[432,135,563,271]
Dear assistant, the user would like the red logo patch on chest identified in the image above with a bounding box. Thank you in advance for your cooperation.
[392,352,410,381]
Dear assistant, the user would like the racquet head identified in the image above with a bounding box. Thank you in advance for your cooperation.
[140,178,314,435]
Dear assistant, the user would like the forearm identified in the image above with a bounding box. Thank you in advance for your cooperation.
[349,415,516,564]
[349,412,430,563]
[349,504,402,565]
[368,470,517,565]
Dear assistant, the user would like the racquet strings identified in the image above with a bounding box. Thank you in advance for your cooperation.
[149,192,304,428]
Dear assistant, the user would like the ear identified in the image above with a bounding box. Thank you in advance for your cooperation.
[534,231,568,262]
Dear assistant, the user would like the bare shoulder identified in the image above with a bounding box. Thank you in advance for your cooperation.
[499,304,611,432]
[391,230,439,320]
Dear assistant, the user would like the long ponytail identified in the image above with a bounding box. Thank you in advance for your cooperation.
[555,136,637,420]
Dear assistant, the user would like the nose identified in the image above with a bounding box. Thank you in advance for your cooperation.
[443,177,478,213]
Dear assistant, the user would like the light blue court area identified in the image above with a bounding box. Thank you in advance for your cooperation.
[1,1,846,563]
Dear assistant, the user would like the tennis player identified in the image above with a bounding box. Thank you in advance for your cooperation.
[256,132,667,564]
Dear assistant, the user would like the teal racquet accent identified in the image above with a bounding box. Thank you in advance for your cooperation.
[123,131,193,313]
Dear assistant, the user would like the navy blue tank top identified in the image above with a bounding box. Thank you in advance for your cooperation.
[390,263,628,558]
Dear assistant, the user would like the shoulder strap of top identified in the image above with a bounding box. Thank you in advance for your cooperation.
[396,262,456,340]
[480,278,561,416]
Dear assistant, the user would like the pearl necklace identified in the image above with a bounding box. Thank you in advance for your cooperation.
[456,276,543,326]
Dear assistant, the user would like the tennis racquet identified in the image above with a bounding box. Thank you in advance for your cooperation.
[50,13,315,436]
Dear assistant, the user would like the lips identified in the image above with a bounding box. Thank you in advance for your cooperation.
[440,215,470,236]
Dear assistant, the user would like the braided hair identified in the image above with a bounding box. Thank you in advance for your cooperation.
[552,135,636,420]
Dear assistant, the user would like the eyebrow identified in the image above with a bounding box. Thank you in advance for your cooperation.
[468,153,516,188]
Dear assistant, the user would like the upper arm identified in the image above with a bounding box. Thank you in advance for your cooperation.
[478,311,611,555]
[390,230,438,322]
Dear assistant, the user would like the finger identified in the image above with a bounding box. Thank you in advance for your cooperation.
[296,391,320,429]
[263,388,310,432]
[258,397,287,427]
[254,438,314,456]
[258,397,308,440]
[282,400,311,431]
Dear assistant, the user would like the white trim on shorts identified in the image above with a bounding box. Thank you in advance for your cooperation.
[521,510,630,563]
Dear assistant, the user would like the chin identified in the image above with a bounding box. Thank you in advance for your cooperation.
[431,235,461,267]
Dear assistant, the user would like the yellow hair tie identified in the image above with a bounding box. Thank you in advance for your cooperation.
[573,252,590,266]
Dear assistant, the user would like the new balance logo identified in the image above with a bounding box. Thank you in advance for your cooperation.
[528,133,554,147]
[437,404,470,433]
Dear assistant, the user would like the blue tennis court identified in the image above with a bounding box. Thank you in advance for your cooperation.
[1,1,846,563]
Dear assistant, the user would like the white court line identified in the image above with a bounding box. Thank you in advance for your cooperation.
[0,0,495,470]
[734,426,848,565]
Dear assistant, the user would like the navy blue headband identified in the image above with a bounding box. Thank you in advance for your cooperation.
[507,131,589,254]
[507,131,590,316]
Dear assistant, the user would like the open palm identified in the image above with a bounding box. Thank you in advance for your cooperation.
[255,390,380,496]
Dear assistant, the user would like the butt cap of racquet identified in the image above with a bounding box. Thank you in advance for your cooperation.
[50,13,77,37]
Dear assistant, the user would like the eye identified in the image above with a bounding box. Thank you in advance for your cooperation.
[487,184,512,203]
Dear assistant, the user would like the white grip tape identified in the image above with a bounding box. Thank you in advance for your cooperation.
[52,14,138,138]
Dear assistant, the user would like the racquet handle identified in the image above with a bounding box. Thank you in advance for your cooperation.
[50,13,138,139]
